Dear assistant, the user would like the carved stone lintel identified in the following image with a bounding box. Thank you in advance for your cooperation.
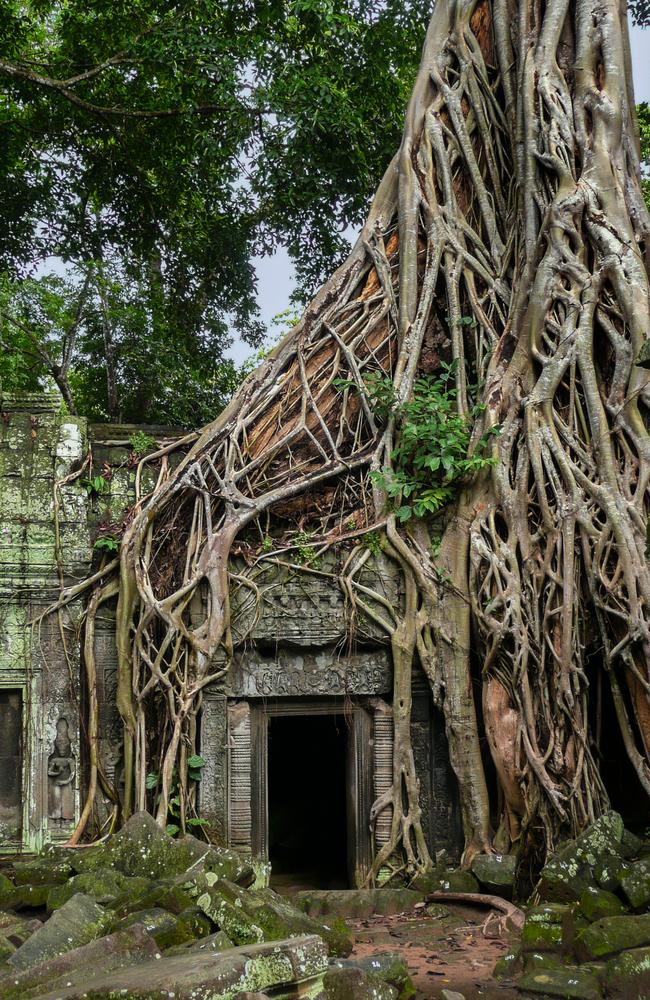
[226,648,392,699]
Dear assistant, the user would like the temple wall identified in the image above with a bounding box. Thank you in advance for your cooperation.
[0,390,462,871]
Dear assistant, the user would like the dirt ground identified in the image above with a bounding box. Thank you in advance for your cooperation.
[348,902,521,999]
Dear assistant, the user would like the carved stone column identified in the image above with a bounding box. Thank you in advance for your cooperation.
[227,701,252,853]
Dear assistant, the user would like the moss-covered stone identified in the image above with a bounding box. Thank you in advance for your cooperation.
[16,933,328,999]
[329,953,414,998]
[605,945,650,998]
[0,881,55,911]
[593,859,631,893]
[521,919,564,951]
[523,950,565,972]
[575,912,650,961]
[194,877,353,956]
[409,867,479,894]
[323,965,398,999]
[0,875,16,909]
[291,888,423,920]
[72,812,253,886]
[119,907,198,950]
[620,856,650,909]
[0,924,159,1000]
[165,928,234,957]
[518,966,602,998]
[620,828,644,859]
[47,869,151,912]
[577,886,626,922]
[537,812,625,904]
[12,855,74,887]
[470,853,517,898]
[493,948,523,979]
[109,878,193,918]
[521,904,576,953]
[8,893,111,971]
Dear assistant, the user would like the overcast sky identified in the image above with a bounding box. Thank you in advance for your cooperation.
[234,22,649,365]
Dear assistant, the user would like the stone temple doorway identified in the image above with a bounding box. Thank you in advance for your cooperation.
[268,712,348,889]
[243,698,373,888]
[0,688,23,845]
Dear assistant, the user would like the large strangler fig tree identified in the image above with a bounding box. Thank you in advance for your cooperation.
[57,0,650,874]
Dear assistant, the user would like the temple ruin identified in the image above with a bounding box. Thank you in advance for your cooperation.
[0,390,461,882]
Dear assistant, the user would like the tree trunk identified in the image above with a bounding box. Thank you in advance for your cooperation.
[78,0,650,867]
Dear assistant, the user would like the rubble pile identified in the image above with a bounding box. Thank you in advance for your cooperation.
[494,811,650,998]
[0,813,414,1000]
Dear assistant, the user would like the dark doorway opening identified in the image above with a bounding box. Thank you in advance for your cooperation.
[268,713,348,889]
[595,667,648,834]
[0,689,23,843]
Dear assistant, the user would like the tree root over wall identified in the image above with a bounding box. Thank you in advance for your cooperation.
[51,0,650,876]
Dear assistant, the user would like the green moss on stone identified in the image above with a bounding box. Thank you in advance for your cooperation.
[620,857,650,909]
[518,966,602,999]
[575,913,650,961]
[577,886,626,922]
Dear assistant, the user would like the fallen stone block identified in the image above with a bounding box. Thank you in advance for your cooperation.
[470,853,517,898]
[8,893,111,971]
[577,886,626,922]
[620,856,650,909]
[195,877,353,956]
[328,951,413,995]
[72,812,254,886]
[409,867,479,894]
[110,876,195,917]
[620,828,645,859]
[575,912,650,961]
[493,947,522,979]
[521,905,571,952]
[537,812,625,903]
[517,966,602,999]
[605,945,650,998]
[0,916,42,960]
[11,854,74,887]
[0,924,157,1000]
[592,858,631,893]
[292,888,423,920]
[119,905,206,949]
[46,868,151,912]
[0,878,54,912]
[323,965,398,999]
[165,928,234,956]
[29,933,328,999]
[522,951,565,973]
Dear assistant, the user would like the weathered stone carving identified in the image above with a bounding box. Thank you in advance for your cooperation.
[47,717,76,825]
[228,702,252,852]
[226,648,392,698]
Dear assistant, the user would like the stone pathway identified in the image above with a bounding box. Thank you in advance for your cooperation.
[347,902,520,999]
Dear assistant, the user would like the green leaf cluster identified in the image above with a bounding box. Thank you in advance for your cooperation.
[145,755,207,837]
[365,365,499,521]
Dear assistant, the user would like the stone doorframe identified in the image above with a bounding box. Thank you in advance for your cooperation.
[242,698,374,887]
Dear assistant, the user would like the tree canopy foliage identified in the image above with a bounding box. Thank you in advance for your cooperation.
[0,0,430,424]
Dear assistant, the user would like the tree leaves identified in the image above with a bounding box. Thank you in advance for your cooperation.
[0,0,427,423]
